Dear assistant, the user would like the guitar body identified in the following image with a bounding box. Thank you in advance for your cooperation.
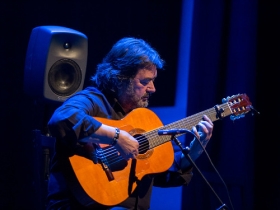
[69,108,175,206]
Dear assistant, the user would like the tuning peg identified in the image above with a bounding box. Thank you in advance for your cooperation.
[222,95,235,103]
[250,105,260,115]
[230,114,245,121]
[222,98,227,103]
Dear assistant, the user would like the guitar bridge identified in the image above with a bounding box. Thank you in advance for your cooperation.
[95,146,115,181]
[101,162,114,181]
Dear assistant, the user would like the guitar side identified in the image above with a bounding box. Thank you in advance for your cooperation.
[69,108,175,206]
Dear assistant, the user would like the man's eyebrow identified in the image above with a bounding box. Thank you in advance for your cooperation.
[143,77,154,80]
[139,77,156,83]
[144,75,157,80]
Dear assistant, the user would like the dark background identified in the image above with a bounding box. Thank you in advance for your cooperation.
[0,0,279,209]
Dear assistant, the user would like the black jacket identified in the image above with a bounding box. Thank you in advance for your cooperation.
[46,87,193,210]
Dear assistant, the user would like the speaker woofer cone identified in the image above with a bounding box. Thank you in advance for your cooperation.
[48,59,82,96]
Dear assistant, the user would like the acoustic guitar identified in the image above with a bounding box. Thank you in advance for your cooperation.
[69,93,253,206]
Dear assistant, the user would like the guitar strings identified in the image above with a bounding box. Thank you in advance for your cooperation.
[99,103,231,166]
[97,102,234,167]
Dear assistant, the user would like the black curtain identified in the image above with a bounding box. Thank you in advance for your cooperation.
[182,0,279,210]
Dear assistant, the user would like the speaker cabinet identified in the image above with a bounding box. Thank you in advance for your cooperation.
[24,26,88,102]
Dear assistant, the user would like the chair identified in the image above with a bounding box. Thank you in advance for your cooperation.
[32,130,55,209]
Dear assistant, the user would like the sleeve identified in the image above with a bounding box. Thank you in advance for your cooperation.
[47,92,103,151]
[153,149,193,188]
[153,132,211,188]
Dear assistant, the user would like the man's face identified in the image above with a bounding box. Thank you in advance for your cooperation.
[119,66,157,113]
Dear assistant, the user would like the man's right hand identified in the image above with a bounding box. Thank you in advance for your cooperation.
[83,124,139,160]
[113,130,139,160]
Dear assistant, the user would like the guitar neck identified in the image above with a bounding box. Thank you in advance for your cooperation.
[164,102,232,130]
[143,102,232,149]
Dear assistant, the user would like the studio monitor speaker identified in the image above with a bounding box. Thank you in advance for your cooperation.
[24,26,88,103]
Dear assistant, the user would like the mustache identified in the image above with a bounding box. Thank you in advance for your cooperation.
[143,93,152,98]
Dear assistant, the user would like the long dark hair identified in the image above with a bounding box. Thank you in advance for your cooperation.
[91,37,165,95]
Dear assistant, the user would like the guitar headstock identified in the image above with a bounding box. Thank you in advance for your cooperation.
[222,94,252,120]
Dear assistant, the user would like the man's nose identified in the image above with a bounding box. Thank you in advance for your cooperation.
[147,81,156,92]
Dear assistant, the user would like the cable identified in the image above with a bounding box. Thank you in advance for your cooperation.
[192,134,235,210]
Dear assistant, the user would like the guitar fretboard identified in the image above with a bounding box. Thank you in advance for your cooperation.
[142,102,232,149]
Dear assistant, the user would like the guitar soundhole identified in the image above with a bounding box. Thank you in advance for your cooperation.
[134,134,149,154]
